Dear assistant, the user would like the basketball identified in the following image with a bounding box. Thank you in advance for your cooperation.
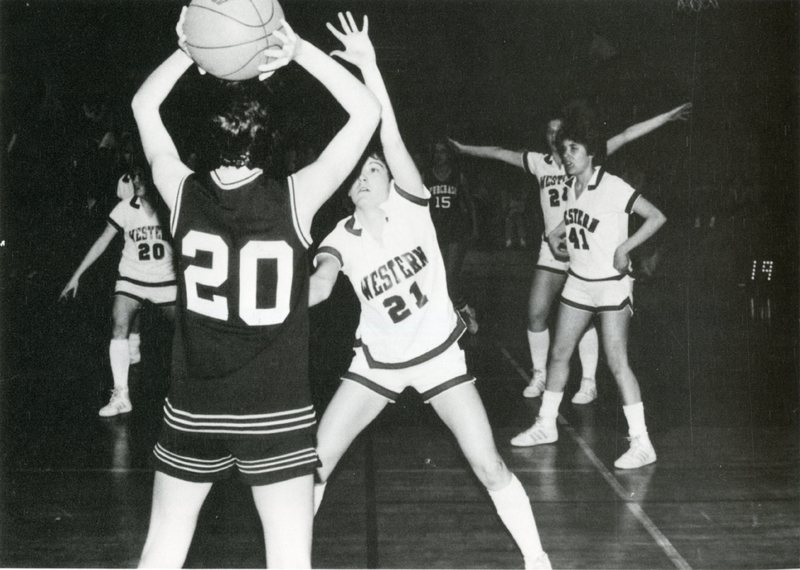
[183,0,285,81]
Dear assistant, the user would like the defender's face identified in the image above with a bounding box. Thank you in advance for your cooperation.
[132,174,147,197]
[349,157,391,208]
[560,138,593,176]
[546,119,563,150]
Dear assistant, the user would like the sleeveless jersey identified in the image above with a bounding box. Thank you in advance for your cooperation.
[523,151,570,236]
[563,167,640,281]
[107,197,175,284]
[315,182,465,368]
[167,169,315,437]
[424,167,470,243]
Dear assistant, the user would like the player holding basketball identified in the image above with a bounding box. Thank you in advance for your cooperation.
[450,101,690,404]
[309,13,550,569]
[60,165,176,417]
[131,13,380,569]
[424,138,480,333]
[512,103,666,469]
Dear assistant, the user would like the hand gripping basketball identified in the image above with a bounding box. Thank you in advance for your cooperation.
[180,0,286,81]
[257,19,297,81]
[176,7,207,75]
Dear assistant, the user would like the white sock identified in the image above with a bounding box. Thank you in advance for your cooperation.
[577,326,598,380]
[488,474,545,561]
[623,402,647,438]
[109,339,130,390]
[539,391,563,424]
[527,329,549,372]
[314,481,328,516]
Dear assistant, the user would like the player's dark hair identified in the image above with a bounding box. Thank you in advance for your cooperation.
[346,140,390,186]
[556,101,607,164]
[341,142,391,214]
[209,81,271,168]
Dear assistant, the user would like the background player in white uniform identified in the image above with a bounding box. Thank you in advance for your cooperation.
[131,13,379,568]
[450,102,690,404]
[60,166,176,417]
[511,103,666,470]
[309,14,550,569]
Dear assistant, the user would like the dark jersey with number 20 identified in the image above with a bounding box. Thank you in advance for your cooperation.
[166,170,315,439]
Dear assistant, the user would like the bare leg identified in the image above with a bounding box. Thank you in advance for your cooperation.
[314,381,388,513]
[599,309,656,469]
[512,303,591,447]
[598,309,640,405]
[109,294,141,388]
[524,269,567,397]
[138,472,213,568]
[431,383,546,564]
[546,303,593,394]
[526,268,566,333]
[251,474,314,569]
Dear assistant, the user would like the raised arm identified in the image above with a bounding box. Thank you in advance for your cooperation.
[281,20,380,230]
[448,139,527,171]
[309,254,341,307]
[327,12,423,197]
[131,49,194,212]
[606,102,692,157]
[613,197,667,273]
[59,224,118,299]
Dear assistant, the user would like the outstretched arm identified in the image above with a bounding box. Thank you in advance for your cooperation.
[59,225,117,299]
[606,102,692,157]
[283,21,381,230]
[613,197,667,273]
[309,255,341,307]
[131,49,194,212]
[448,138,527,171]
[328,12,423,197]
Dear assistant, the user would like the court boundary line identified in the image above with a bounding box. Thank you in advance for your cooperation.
[499,345,692,570]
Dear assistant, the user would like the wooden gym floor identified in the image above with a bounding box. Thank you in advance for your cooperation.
[1,228,798,569]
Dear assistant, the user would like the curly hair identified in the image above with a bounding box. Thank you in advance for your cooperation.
[209,82,271,168]
[556,101,607,164]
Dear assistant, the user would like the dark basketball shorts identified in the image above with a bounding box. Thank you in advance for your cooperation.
[152,425,320,486]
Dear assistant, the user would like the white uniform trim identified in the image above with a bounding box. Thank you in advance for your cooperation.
[154,444,236,473]
[236,449,319,474]
[287,175,312,249]
[170,173,191,237]
[163,399,317,435]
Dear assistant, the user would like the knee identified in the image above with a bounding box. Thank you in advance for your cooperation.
[527,305,549,329]
[474,456,510,490]
[604,352,630,378]
[110,324,129,339]
[549,342,573,366]
[111,314,131,339]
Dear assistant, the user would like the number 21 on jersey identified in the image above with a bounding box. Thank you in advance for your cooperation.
[182,230,293,326]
